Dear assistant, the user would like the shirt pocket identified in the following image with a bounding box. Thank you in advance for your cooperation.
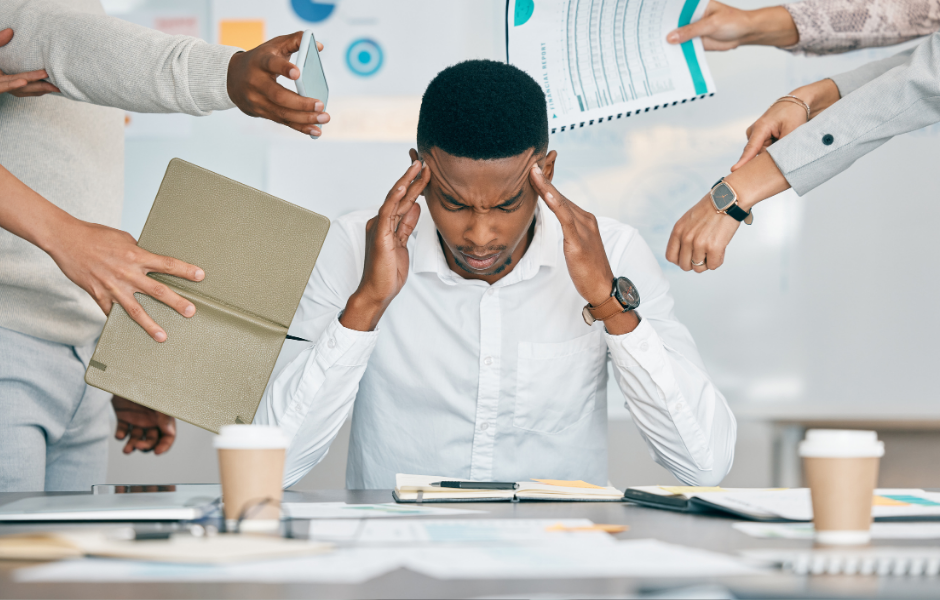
[513,331,606,435]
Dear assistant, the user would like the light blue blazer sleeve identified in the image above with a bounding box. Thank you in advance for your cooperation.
[767,32,940,195]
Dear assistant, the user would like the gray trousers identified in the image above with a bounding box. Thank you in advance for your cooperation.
[0,325,111,491]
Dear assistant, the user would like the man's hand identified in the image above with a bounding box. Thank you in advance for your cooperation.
[112,396,177,455]
[227,32,329,137]
[731,79,841,171]
[529,163,640,335]
[341,160,429,332]
[0,28,60,97]
[47,219,205,343]
[666,1,798,51]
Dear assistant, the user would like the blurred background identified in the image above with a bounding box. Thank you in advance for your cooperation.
[103,0,940,490]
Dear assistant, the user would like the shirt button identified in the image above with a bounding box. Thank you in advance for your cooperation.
[486,288,495,296]
[483,356,493,366]
[822,134,834,146]
[327,338,336,349]
[639,341,649,352]
[480,422,489,431]
[675,401,686,411]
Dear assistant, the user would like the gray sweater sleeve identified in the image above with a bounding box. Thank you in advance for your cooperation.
[781,0,940,56]
[767,31,940,195]
[0,0,240,115]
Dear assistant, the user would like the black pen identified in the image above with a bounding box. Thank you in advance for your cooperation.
[430,481,519,490]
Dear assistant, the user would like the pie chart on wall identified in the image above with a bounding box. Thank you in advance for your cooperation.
[290,0,336,23]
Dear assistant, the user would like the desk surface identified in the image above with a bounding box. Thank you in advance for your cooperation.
[1,489,938,599]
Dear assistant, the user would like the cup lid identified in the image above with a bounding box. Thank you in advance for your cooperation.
[213,425,288,449]
[799,429,884,458]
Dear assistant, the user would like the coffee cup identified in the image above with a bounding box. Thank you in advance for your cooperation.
[213,425,288,533]
[799,429,884,545]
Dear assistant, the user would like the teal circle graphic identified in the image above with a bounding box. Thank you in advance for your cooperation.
[514,0,534,26]
[346,39,383,76]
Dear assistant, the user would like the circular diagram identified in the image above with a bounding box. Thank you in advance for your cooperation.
[346,39,383,77]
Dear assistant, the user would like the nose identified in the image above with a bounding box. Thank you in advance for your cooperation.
[464,212,497,250]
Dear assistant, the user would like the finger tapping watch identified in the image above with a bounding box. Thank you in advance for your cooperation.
[710,177,754,225]
[582,277,640,326]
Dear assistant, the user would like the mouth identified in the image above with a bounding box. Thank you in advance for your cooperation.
[460,252,500,271]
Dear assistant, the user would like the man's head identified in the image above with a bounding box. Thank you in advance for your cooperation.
[413,59,557,283]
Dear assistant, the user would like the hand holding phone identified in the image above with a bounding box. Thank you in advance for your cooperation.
[295,30,329,139]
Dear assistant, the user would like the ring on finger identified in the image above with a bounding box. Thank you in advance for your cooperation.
[691,259,706,267]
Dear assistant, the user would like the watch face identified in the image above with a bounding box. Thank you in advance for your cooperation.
[711,182,736,211]
[614,277,640,309]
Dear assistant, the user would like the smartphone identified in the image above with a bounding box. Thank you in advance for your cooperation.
[295,29,329,139]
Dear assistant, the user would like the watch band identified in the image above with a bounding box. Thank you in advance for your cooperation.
[725,202,750,222]
[587,296,624,322]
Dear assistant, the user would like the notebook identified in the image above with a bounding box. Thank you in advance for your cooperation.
[623,486,940,522]
[84,158,330,433]
[506,0,715,135]
[393,474,624,503]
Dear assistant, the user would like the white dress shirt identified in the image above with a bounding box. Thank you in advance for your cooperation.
[257,199,736,489]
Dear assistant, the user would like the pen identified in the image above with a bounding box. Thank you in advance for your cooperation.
[430,481,519,490]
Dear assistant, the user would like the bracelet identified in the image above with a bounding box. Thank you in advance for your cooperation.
[773,95,811,121]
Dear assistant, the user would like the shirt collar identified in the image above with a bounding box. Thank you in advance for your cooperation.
[412,198,559,286]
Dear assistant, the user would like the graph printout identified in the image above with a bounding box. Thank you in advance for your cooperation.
[507,0,715,134]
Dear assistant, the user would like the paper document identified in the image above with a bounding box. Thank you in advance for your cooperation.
[735,521,940,541]
[405,538,761,580]
[507,0,715,134]
[308,518,616,545]
[282,502,484,519]
[0,491,218,522]
[704,489,940,522]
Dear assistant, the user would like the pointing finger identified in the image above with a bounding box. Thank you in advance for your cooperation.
[530,163,576,226]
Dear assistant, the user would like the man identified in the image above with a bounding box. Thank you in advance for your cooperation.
[257,60,736,489]
[0,0,328,491]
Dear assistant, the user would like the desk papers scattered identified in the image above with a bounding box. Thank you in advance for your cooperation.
[0,491,218,522]
[308,518,615,545]
[0,530,329,564]
[743,547,940,577]
[734,521,940,541]
[282,502,484,519]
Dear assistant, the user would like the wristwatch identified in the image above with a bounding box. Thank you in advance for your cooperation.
[710,177,753,225]
[582,277,640,326]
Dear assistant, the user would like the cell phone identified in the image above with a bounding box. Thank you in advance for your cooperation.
[295,29,329,139]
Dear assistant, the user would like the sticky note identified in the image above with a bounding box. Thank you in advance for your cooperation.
[659,486,724,495]
[219,20,265,51]
[532,479,604,489]
[873,495,910,507]
[877,494,940,507]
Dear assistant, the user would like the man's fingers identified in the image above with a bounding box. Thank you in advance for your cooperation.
[396,203,421,243]
[278,31,304,56]
[530,164,576,226]
[396,161,430,216]
[259,78,324,114]
[136,429,159,451]
[382,160,423,210]
[115,420,130,440]
[316,41,324,52]
[0,28,12,47]
[144,251,205,283]
[118,295,167,342]
[261,51,301,81]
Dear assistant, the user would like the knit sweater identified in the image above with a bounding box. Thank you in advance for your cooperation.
[0,0,240,346]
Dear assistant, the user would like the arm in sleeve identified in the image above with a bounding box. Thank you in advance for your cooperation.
[782,0,940,56]
[254,217,377,488]
[0,0,238,114]
[767,31,940,195]
[601,224,736,486]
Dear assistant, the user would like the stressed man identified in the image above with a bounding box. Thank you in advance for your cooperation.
[258,60,736,489]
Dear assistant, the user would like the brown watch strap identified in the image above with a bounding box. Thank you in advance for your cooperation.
[587,296,624,322]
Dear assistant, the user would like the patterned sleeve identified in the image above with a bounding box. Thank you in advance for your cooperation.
[781,0,940,56]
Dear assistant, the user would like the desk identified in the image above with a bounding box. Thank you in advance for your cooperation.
[1,489,939,599]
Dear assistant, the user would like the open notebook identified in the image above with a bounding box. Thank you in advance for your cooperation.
[84,159,330,433]
[393,474,623,503]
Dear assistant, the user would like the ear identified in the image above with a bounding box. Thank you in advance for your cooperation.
[540,150,558,183]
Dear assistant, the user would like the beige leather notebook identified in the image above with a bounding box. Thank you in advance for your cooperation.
[85,158,330,433]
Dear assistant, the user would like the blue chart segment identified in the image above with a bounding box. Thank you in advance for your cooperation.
[346,39,383,76]
[290,0,336,24]
[677,0,708,95]
[565,0,674,113]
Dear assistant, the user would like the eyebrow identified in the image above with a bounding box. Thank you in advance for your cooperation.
[440,187,525,209]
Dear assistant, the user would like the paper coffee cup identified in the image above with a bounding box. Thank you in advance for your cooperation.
[214,425,288,533]
[799,429,884,545]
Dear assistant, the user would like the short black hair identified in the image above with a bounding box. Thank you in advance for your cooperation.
[417,59,548,160]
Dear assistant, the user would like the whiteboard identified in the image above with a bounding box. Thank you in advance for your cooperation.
[114,0,940,420]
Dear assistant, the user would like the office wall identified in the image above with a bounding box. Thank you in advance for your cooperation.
[104,0,940,488]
